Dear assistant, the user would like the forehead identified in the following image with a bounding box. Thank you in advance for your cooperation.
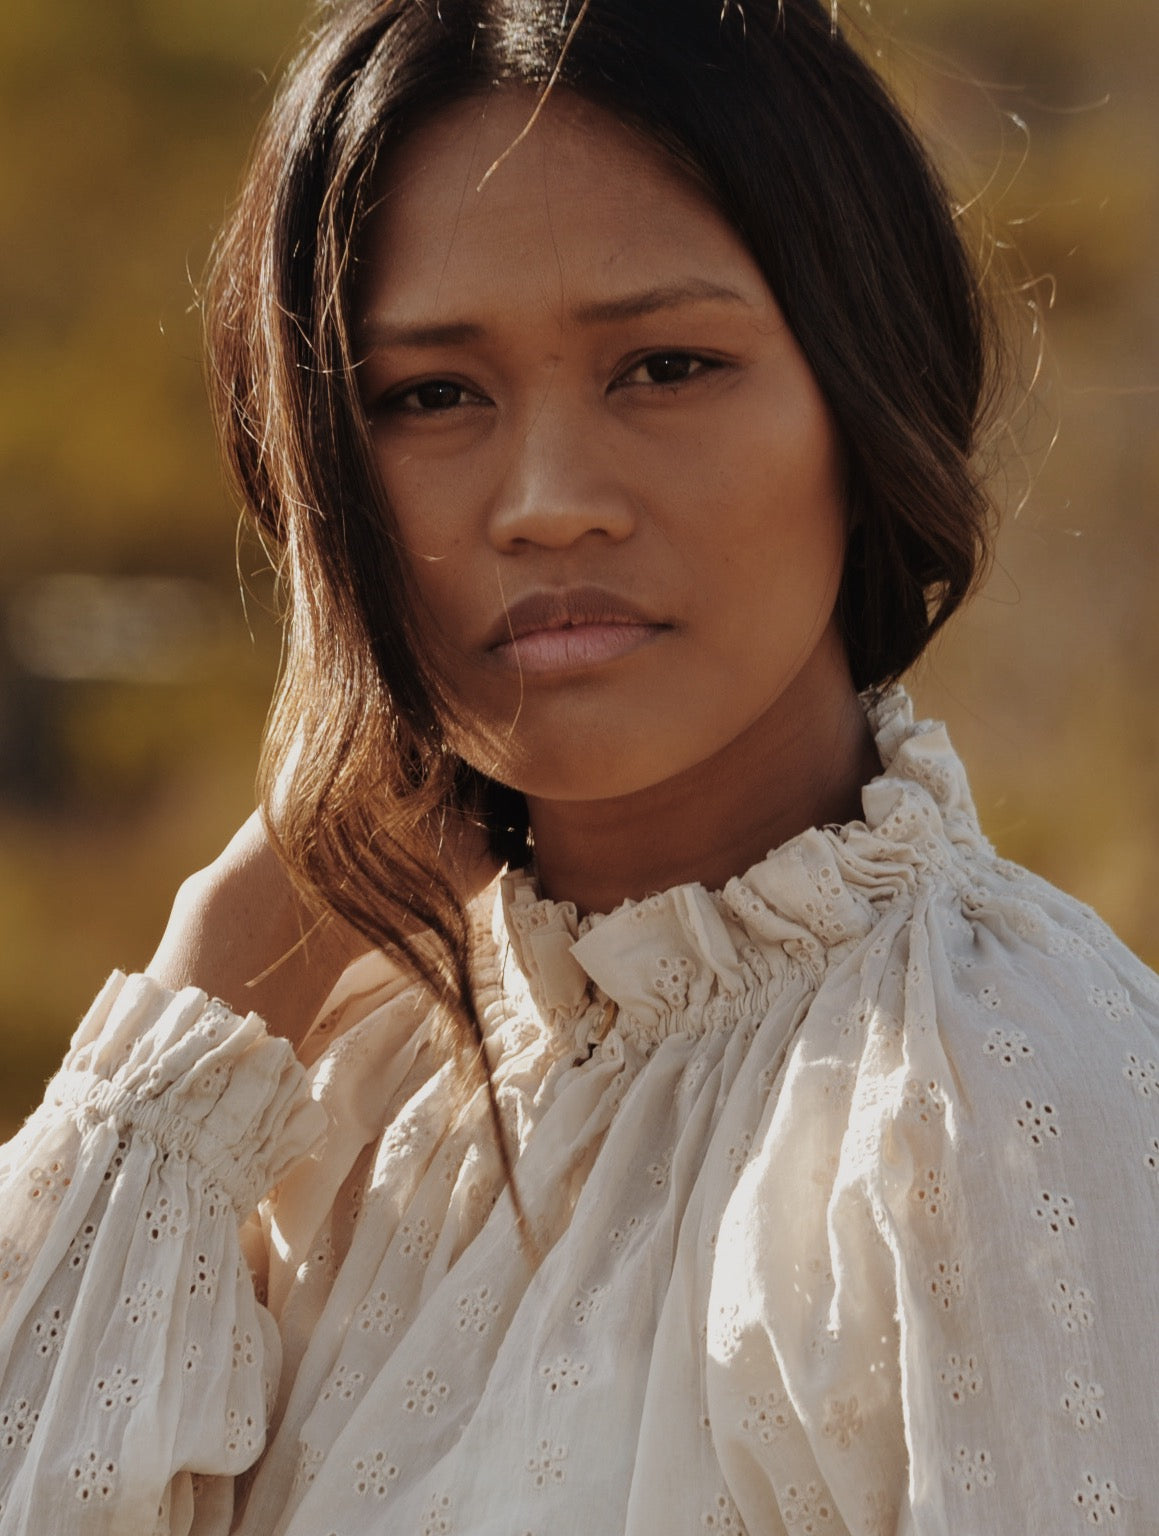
[353,90,770,327]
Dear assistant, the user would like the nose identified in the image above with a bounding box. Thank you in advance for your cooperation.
[486,393,637,553]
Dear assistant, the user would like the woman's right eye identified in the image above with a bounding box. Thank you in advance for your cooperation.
[383,379,473,414]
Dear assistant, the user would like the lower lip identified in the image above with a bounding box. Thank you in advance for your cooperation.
[491,623,667,675]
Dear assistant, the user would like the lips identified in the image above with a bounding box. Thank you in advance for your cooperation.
[484,585,670,675]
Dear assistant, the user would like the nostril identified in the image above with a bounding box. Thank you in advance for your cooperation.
[486,491,637,551]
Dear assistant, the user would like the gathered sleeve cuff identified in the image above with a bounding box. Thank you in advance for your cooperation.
[0,973,328,1534]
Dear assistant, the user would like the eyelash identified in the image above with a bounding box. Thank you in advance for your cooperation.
[382,379,481,415]
[614,351,722,389]
[378,350,723,415]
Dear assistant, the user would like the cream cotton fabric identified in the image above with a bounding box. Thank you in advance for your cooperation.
[1,688,1157,1534]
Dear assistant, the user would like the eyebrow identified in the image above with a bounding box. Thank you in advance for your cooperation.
[357,278,752,348]
[571,278,752,325]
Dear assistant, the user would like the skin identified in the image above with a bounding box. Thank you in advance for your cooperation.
[149,88,881,1037]
[355,90,880,916]
[147,812,374,1042]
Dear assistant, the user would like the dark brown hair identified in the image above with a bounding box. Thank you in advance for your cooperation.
[204,0,1000,1189]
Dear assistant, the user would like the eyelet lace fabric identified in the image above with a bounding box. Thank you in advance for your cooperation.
[1,689,1158,1534]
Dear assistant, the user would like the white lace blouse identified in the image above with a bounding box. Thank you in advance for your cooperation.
[1,689,1157,1535]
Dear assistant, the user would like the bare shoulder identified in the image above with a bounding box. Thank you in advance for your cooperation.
[146,812,372,1048]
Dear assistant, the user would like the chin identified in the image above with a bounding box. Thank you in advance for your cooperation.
[488,738,700,806]
[455,725,622,799]
[492,761,652,807]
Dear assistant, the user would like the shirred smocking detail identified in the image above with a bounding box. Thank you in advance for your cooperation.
[500,687,996,1051]
[48,1082,263,1217]
[42,976,327,1217]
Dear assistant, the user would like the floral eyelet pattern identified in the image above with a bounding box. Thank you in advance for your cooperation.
[0,696,1155,1531]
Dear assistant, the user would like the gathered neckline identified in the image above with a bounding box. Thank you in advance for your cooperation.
[493,688,990,1046]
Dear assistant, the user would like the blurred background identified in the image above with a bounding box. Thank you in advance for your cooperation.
[0,0,1156,1133]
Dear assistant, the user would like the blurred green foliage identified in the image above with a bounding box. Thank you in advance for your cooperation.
[0,0,1156,1132]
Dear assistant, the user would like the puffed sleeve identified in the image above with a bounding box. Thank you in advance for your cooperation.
[0,972,327,1535]
[707,877,1159,1535]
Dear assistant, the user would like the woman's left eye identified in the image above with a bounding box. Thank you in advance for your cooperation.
[615,352,719,389]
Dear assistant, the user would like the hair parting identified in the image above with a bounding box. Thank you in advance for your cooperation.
[475,0,593,190]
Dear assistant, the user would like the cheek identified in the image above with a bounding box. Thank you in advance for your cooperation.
[679,402,847,610]
[376,454,454,558]
[371,453,480,636]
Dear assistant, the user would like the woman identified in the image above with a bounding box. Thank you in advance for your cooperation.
[0,0,1155,1531]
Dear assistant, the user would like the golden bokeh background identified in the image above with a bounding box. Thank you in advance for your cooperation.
[1,0,1156,1132]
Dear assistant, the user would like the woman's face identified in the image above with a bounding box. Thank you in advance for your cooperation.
[355,91,851,804]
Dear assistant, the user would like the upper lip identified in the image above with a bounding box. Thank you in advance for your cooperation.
[484,585,666,649]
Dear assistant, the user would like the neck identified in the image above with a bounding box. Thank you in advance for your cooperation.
[526,644,882,917]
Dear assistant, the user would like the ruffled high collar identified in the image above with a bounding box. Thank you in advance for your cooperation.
[497,689,989,1048]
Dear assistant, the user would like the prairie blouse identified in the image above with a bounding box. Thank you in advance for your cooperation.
[0,689,1157,1535]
